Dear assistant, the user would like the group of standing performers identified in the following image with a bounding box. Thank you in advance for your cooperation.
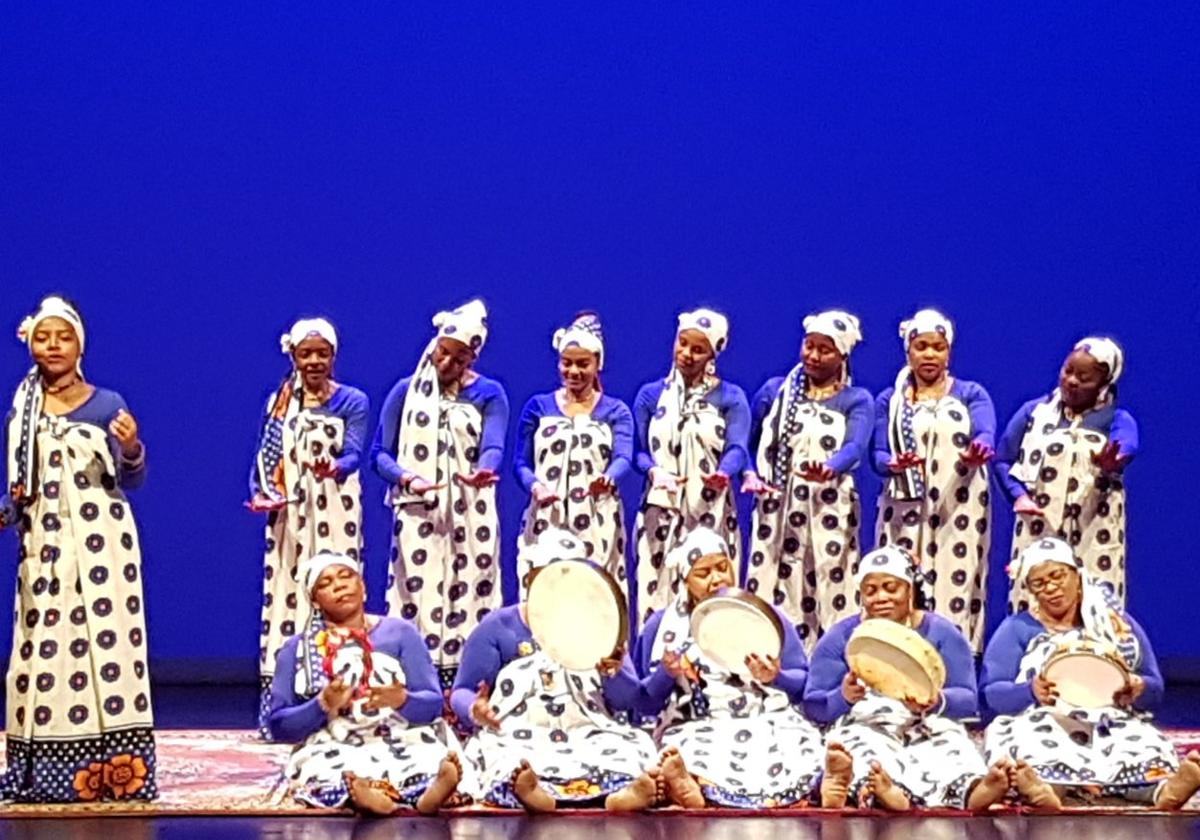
[0,292,1194,814]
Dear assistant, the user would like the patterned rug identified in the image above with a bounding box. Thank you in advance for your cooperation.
[2,728,1198,817]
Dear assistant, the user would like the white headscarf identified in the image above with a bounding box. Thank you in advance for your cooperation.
[280,317,338,355]
[17,295,87,360]
[300,551,362,603]
[677,308,729,357]
[517,526,589,583]
[899,308,954,351]
[434,298,489,354]
[650,527,733,664]
[802,309,863,357]
[1073,336,1124,403]
[552,311,605,368]
[852,545,920,590]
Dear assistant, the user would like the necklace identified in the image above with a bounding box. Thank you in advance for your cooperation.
[44,376,81,395]
[806,379,844,401]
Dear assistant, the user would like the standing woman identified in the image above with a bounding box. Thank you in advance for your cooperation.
[632,308,749,628]
[872,309,996,652]
[994,337,1135,611]
[743,310,872,651]
[1,296,157,803]
[248,317,369,736]
[371,299,509,689]
[514,312,633,593]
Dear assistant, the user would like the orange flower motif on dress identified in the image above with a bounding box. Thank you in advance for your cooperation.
[72,762,106,801]
[104,753,149,799]
[560,778,601,797]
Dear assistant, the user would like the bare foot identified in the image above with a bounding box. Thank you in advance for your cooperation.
[1012,760,1061,810]
[660,747,705,809]
[511,760,556,813]
[606,768,661,811]
[1157,751,1200,811]
[862,761,911,811]
[345,772,400,816]
[820,742,854,808]
[416,752,462,815]
[966,759,1013,810]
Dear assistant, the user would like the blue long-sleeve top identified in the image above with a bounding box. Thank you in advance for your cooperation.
[870,378,996,477]
[513,392,635,491]
[979,610,1162,717]
[991,396,1140,505]
[448,605,643,731]
[266,616,443,744]
[371,374,509,486]
[746,378,874,477]
[630,602,810,718]
[802,612,979,725]
[248,384,370,497]
[632,378,751,477]
[2,387,147,526]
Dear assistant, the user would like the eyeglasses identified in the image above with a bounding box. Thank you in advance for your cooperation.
[1027,568,1072,594]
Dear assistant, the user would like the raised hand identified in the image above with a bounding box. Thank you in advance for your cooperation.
[109,409,142,458]
[799,461,836,483]
[958,440,994,468]
[1032,674,1059,706]
[1091,441,1129,474]
[841,670,867,704]
[319,676,354,716]
[470,681,501,731]
[745,653,781,684]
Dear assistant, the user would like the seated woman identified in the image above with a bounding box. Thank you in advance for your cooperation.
[804,546,1010,811]
[267,552,465,815]
[449,529,661,812]
[632,527,823,809]
[981,537,1200,810]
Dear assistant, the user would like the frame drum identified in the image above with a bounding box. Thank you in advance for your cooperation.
[845,618,947,706]
[1042,640,1129,709]
[526,559,628,671]
[689,588,784,679]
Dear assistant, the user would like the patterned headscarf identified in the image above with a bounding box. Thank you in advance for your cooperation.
[300,551,361,602]
[650,527,733,665]
[803,309,863,358]
[1072,335,1124,403]
[295,551,366,698]
[899,308,955,351]
[552,311,605,368]
[852,545,920,590]
[517,526,589,583]
[280,317,338,355]
[678,308,729,359]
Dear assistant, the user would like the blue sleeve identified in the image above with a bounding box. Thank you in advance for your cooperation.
[1130,616,1163,711]
[388,620,443,724]
[633,383,658,474]
[248,394,269,498]
[716,383,751,477]
[603,399,635,483]
[102,392,147,491]
[475,380,509,473]
[963,382,997,448]
[332,389,370,480]
[979,616,1037,716]
[1111,409,1139,465]
[266,638,328,743]
[802,621,854,724]
[993,399,1038,505]
[745,378,781,476]
[370,378,412,486]
[514,396,542,492]
[601,654,646,712]
[1,408,14,526]
[449,614,507,730]
[825,388,873,475]
[870,389,895,477]
[630,611,679,716]
[770,613,809,703]
[929,616,979,719]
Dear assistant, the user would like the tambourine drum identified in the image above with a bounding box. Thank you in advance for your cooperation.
[845,618,947,706]
[689,588,784,679]
[526,560,628,671]
[1042,639,1129,709]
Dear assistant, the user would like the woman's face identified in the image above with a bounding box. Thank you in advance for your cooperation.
[311,565,366,624]
[802,333,844,383]
[559,346,599,394]
[1059,349,1108,412]
[292,336,334,392]
[907,332,950,385]
[860,573,913,622]
[432,336,475,387]
[685,553,736,604]
[30,316,81,379]
[674,329,715,381]
[1026,562,1082,619]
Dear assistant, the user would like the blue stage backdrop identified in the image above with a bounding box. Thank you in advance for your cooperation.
[2,4,1198,684]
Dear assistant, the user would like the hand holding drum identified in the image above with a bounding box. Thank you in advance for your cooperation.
[525,559,628,672]
[844,618,946,708]
[689,589,783,681]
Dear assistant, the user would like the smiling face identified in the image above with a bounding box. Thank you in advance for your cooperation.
[802,333,845,384]
[559,346,599,395]
[432,336,475,388]
[685,552,736,605]
[907,332,950,386]
[674,328,715,381]
[292,336,334,392]
[311,564,366,624]
[1059,349,1108,412]
[1026,561,1082,622]
[860,573,913,623]
[30,316,82,379]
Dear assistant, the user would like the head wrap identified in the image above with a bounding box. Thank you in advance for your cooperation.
[300,551,362,603]
[802,309,863,357]
[17,295,86,360]
[677,308,729,357]
[899,308,954,351]
[852,546,920,590]
[294,551,367,699]
[433,298,489,354]
[665,526,732,586]
[517,526,589,585]
[552,311,605,368]
[1072,336,1124,403]
[280,317,338,355]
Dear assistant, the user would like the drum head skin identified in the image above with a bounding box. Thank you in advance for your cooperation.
[845,618,947,706]
[526,560,628,671]
[1044,652,1128,709]
[690,589,783,678]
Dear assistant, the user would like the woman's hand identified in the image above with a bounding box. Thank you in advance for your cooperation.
[901,692,939,716]
[404,475,444,495]
[888,451,923,474]
[531,482,560,507]
[1032,674,1059,706]
[649,468,686,491]
[1092,441,1130,474]
[958,440,994,468]
[588,474,616,498]
[470,681,502,731]
[662,650,700,683]
[597,644,626,678]
[700,472,730,491]
[245,493,287,513]
[307,457,340,482]
[1113,674,1145,708]
[741,472,779,497]
[745,653,781,684]
[1013,494,1045,517]
[799,461,836,483]
[455,469,499,489]
[362,681,408,712]
[109,409,142,459]
[841,670,867,704]
[319,676,354,716]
